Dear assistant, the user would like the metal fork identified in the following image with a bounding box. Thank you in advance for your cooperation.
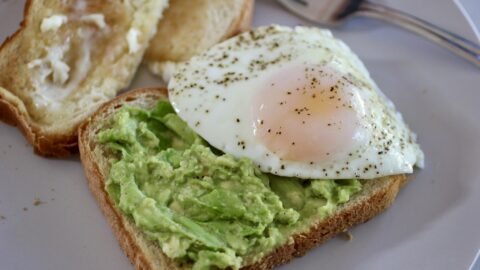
[277,0,480,67]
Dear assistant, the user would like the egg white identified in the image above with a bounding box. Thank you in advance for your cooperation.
[168,25,424,179]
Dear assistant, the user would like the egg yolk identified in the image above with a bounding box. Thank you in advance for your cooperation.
[253,63,366,163]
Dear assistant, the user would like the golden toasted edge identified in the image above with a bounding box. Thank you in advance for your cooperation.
[0,1,77,157]
[79,88,173,270]
[146,0,254,79]
[0,88,77,157]
[242,175,406,270]
[79,87,408,270]
[224,0,254,39]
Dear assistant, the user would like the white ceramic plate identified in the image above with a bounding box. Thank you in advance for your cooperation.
[1,1,479,269]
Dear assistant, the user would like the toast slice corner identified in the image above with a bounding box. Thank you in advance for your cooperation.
[145,0,254,82]
[79,87,408,270]
[0,86,78,156]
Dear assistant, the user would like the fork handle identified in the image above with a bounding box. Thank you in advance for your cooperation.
[356,1,480,68]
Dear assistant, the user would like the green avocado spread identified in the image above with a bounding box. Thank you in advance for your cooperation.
[98,101,362,270]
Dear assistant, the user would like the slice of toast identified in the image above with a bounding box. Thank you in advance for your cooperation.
[145,0,254,82]
[79,87,407,270]
[0,0,168,157]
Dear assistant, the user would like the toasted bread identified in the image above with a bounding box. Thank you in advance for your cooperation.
[0,0,168,157]
[79,87,407,270]
[145,0,254,82]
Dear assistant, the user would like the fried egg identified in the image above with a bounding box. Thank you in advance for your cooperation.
[168,25,424,179]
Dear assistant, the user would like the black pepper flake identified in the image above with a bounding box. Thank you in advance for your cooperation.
[236,118,240,123]
[238,140,246,149]
[280,165,285,170]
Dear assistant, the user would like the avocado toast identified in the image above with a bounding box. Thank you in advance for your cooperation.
[79,88,407,270]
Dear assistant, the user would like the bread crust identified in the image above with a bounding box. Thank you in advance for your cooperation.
[243,175,405,270]
[0,0,167,157]
[0,89,78,156]
[146,0,254,81]
[0,1,76,157]
[225,0,254,39]
[80,88,170,270]
[79,87,408,270]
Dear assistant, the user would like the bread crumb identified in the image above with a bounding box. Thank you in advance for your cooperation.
[23,207,28,211]
[33,198,45,206]
[340,231,353,241]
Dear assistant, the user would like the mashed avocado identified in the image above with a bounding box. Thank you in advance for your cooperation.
[98,101,362,270]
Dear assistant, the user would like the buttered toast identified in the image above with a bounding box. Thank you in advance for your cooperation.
[0,0,168,156]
